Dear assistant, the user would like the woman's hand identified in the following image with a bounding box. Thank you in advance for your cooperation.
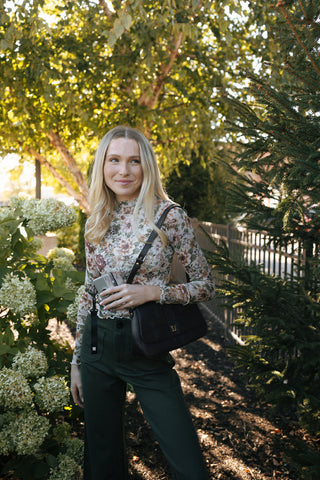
[71,364,84,408]
[100,284,161,311]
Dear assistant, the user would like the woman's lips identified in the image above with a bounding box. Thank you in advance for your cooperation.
[117,180,132,185]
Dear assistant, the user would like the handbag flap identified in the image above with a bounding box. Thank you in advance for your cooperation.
[133,302,207,345]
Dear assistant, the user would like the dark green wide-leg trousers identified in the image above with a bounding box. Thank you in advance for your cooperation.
[80,316,209,480]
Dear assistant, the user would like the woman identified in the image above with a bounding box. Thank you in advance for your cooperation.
[71,125,215,480]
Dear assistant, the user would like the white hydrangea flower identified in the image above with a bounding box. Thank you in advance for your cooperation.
[66,285,85,326]
[49,453,81,480]
[0,429,12,456]
[65,277,79,293]
[54,256,76,271]
[64,437,84,465]
[9,193,28,211]
[12,346,48,379]
[0,367,33,410]
[11,196,76,235]
[0,412,15,455]
[52,422,72,443]
[47,247,76,270]
[48,247,75,263]
[66,302,78,326]
[0,206,14,222]
[0,274,37,316]
[33,376,70,413]
[10,410,50,455]
[22,198,76,235]
[0,203,21,248]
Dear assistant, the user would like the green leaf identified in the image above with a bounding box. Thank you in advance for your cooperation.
[33,462,50,479]
[56,300,73,313]
[121,13,133,30]
[0,265,9,283]
[114,22,125,38]
[36,275,51,291]
[46,454,57,468]
[2,326,15,345]
[0,39,8,50]
[37,291,56,305]
[0,344,15,355]
[66,270,85,283]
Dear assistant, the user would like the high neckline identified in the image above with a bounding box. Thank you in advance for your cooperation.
[117,198,138,207]
[115,198,138,214]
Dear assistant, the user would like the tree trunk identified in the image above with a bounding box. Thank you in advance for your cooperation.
[47,130,89,200]
[28,148,90,213]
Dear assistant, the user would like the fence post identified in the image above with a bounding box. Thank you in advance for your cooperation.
[303,237,315,293]
[227,223,232,253]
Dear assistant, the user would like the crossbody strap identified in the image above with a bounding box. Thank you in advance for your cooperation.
[126,203,179,284]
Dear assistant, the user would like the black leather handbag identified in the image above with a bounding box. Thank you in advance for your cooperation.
[127,204,207,357]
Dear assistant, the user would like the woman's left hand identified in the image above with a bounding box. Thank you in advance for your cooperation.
[99,284,161,310]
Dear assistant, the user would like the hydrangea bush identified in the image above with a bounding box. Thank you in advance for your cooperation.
[0,348,83,477]
[0,196,85,480]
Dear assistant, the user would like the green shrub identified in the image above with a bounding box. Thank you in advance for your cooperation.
[0,195,85,480]
[207,241,320,437]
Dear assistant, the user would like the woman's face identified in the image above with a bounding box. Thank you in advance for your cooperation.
[104,137,143,202]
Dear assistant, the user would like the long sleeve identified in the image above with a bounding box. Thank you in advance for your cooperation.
[160,206,215,304]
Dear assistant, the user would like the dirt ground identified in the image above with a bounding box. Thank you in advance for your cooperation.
[122,307,319,480]
[49,306,319,480]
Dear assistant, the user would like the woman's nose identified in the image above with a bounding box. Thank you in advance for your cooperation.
[119,161,129,175]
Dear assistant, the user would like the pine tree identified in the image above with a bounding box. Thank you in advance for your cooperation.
[208,2,320,470]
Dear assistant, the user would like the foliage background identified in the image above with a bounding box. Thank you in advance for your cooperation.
[1,0,320,478]
[205,1,320,477]
[0,0,268,222]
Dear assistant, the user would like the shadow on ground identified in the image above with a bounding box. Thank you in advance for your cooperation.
[125,303,316,480]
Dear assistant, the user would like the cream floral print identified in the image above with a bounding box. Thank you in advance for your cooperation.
[72,198,215,365]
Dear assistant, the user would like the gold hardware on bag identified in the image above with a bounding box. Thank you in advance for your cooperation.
[170,324,178,333]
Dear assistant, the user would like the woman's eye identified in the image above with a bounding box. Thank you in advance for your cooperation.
[131,158,141,164]
[109,157,119,163]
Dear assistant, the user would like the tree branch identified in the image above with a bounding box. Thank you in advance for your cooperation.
[99,0,114,18]
[294,16,320,32]
[27,147,90,213]
[277,3,320,77]
[284,61,318,89]
[138,31,185,109]
[47,130,89,200]
[298,0,308,20]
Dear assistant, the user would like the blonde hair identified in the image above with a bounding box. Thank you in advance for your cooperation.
[85,125,171,245]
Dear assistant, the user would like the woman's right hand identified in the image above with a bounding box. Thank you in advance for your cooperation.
[71,364,84,408]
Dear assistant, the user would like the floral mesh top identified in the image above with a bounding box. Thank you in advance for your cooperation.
[72,198,215,365]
